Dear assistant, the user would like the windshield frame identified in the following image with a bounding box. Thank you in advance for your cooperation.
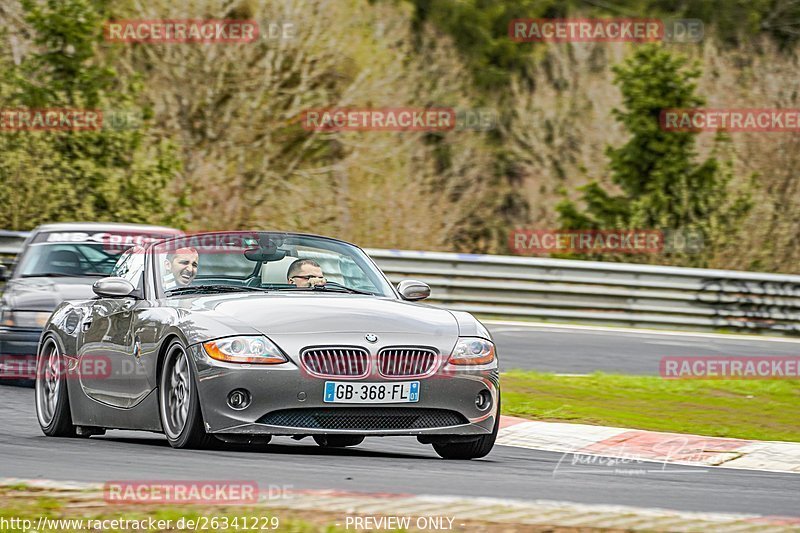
[149,231,398,300]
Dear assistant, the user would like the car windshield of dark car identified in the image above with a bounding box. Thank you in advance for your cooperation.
[154,233,394,297]
[17,243,124,277]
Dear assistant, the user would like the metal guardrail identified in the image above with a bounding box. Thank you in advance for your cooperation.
[0,231,29,255]
[0,231,29,279]
[1,231,797,334]
[366,249,800,335]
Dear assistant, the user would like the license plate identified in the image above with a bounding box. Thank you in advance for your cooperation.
[323,381,420,404]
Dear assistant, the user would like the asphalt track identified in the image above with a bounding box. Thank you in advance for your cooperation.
[488,321,800,374]
[1,325,798,519]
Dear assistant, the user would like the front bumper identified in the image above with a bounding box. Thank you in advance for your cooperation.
[0,327,41,379]
[188,344,500,436]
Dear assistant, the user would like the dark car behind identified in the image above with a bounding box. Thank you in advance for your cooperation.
[0,222,182,382]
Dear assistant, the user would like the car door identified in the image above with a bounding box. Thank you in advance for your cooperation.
[78,247,145,408]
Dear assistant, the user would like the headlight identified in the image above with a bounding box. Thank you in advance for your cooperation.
[203,336,287,364]
[448,337,496,366]
[0,309,51,328]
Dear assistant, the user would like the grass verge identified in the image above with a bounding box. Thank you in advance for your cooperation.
[0,486,580,533]
[0,489,328,532]
[501,370,800,441]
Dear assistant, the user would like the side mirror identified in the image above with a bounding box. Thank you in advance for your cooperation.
[397,280,431,301]
[0,264,8,282]
[93,277,136,298]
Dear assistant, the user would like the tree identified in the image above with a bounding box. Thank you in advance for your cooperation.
[0,0,182,230]
[557,44,751,266]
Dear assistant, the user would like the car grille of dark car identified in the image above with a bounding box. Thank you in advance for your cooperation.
[258,408,469,430]
[301,347,370,377]
[378,347,438,377]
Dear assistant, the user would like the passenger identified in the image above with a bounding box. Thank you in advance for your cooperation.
[163,247,199,288]
[287,258,326,287]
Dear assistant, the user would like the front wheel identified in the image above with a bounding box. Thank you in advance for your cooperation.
[158,340,213,449]
[432,397,500,460]
[35,338,77,437]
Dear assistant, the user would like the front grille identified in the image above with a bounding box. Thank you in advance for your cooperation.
[378,347,438,377]
[259,408,468,430]
[301,347,369,377]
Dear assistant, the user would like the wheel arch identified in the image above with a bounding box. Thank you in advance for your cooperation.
[155,330,188,386]
[38,329,68,385]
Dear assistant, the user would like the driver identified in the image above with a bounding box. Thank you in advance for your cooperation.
[163,247,199,288]
[287,258,326,287]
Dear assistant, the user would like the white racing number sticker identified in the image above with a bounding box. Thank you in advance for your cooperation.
[43,232,161,246]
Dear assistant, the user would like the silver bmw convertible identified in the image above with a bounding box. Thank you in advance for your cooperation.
[34,231,500,459]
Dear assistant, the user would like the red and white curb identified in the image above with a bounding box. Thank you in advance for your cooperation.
[3,478,800,532]
[498,416,800,474]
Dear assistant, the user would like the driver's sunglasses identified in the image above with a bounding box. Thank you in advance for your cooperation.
[291,275,325,280]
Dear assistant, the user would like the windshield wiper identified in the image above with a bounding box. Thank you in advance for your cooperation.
[166,285,273,295]
[310,282,376,296]
[268,282,377,296]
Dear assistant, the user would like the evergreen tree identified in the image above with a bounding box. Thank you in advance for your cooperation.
[557,45,751,266]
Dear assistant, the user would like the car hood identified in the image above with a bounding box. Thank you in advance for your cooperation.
[1,277,96,311]
[187,294,457,335]
[174,293,462,355]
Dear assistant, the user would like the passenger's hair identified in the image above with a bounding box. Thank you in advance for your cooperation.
[287,258,321,279]
[166,247,198,262]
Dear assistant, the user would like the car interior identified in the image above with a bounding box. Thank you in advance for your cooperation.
[45,250,84,276]
[176,246,378,293]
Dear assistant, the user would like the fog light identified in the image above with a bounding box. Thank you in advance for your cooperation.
[475,390,491,411]
[227,389,251,410]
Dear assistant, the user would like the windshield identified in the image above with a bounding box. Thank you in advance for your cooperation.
[15,229,180,278]
[153,232,395,297]
[16,243,125,277]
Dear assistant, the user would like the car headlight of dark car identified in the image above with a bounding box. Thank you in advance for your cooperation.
[203,335,287,364]
[0,309,51,328]
[448,337,496,365]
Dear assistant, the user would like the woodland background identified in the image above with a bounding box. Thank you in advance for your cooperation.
[1,0,800,273]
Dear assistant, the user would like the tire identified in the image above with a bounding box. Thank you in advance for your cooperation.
[313,435,365,448]
[158,340,213,449]
[432,396,500,460]
[35,337,77,437]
